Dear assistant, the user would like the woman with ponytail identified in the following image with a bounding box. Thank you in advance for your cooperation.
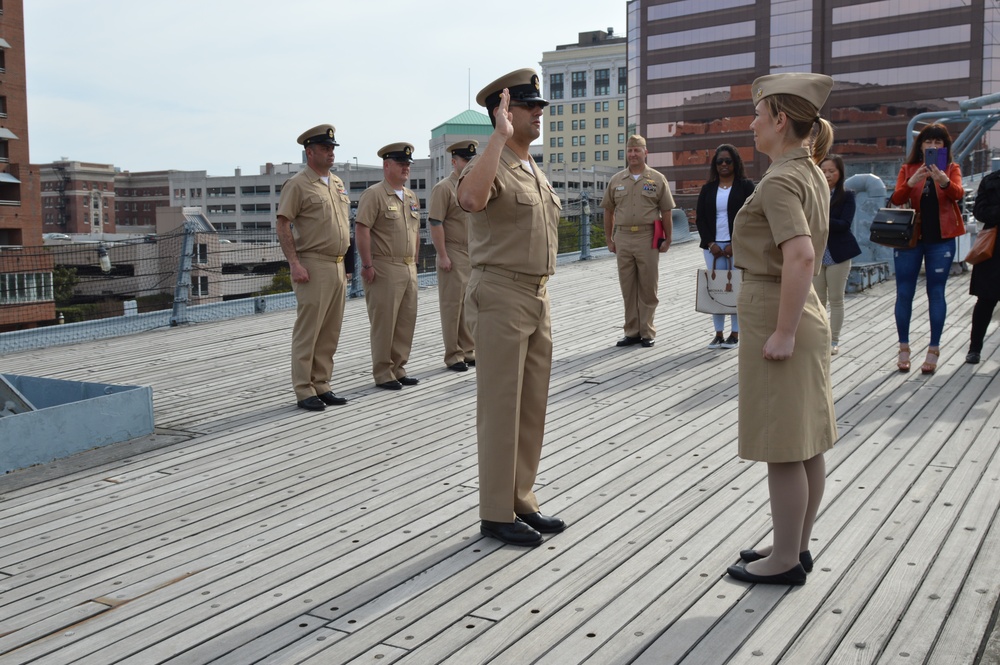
[728,73,837,587]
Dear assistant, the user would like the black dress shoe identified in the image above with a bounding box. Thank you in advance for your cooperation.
[616,336,641,347]
[398,376,419,386]
[465,359,476,367]
[481,520,543,547]
[641,338,655,347]
[376,380,403,390]
[967,351,981,364]
[316,391,347,406]
[740,549,813,573]
[296,396,326,411]
[516,512,566,533]
[447,361,468,372]
[727,563,806,586]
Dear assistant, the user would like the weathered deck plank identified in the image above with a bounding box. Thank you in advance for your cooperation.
[1,241,997,664]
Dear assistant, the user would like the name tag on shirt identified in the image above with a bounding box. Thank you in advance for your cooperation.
[616,185,626,191]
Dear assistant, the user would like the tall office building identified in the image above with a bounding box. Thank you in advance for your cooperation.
[628,0,1000,209]
[0,0,51,330]
[541,29,628,171]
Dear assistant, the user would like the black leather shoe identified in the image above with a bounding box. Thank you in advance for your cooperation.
[967,352,981,364]
[616,336,641,347]
[316,391,347,406]
[376,380,403,390]
[398,376,419,386]
[727,563,806,586]
[641,338,655,347]
[740,549,813,573]
[296,396,326,411]
[516,512,566,534]
[447,362,468,372]
[481,520,543,547]
[465,359,476,367]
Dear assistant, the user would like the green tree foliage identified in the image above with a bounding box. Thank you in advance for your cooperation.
[260,267,292,295]
[53,265,79,305]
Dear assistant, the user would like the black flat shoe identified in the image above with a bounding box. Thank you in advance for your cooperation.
[727,563,806,586]
[447,362,468,372]
[465,359,476,367]
[296,396,326,411]
[481,520,542,547]
[398,376,419,386]
[376,380,403,391]
[641,338,655,348]
[516,512,566,534]
[967,352,981,364]
[740,549,813,573]
[316,391,347,406]
[616,336,641,347]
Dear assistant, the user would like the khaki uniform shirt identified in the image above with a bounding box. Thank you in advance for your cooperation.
[733,147,828,277]
[461,146,561,276]
[276,168,351,256]
[428,172,468,248]
[356,180,420,259]
[601,167,674,226]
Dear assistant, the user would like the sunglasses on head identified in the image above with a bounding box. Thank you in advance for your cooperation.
[716,157,733,165]
[509,100,546,110]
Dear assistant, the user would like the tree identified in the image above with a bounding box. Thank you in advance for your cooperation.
[53,265,79,305]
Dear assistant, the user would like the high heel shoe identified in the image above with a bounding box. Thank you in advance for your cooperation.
[921,347,939,375]
[897,344,911,373]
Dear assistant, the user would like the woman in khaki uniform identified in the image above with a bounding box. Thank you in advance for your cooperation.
[728,73,838,586]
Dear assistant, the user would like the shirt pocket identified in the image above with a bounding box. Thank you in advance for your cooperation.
[515,191,541,230]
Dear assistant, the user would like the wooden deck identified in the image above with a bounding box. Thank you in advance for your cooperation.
[2,240,999,664]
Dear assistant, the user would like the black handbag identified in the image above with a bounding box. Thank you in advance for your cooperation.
[869,208,918,248]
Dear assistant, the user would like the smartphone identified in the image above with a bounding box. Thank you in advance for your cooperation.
[924,147,948,170]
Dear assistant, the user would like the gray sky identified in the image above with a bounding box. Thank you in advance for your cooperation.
[24,1,627,176]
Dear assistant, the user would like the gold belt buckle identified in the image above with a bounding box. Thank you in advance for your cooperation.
[539,275,548,285]
[630,225,639,232]
[404,257,415,265]
[336,255,344,263]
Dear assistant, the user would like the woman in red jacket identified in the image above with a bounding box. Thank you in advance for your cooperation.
[889,124,965,374]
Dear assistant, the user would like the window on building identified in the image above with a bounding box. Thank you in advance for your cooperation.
[618,133,625,144]
[618,67,627,94]
[557,137,564,147]
[603,118,610,128]
[557,153,564,163]
[557,105,564,115]
[0,96,7,118]
[595,135,602,145]
[572,120,578,131]
[549,153,556,163]
[557,121,563,131]
[595,151,602,162]
[572,152,578,163]
[190,188,202,198]
[618,99,625,111]
[550,138,557,147]
[550,73,564,99]
[572,136,578,147]
[550,121,556,132]
[0,273,54,304]
[191,275,209,296]
[603,134,609,144]
[571,71,586,98]
[580,136,586,146]
[196,243,208,264]
[603,151,609,161]
[619,116,625,127]
[595,69,610,96]
[618,150,625,160]
[580,119,586,130]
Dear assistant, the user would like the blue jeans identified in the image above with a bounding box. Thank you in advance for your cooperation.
[893,239,954,347]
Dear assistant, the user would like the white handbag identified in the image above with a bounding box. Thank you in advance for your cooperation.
[695,256,740,315]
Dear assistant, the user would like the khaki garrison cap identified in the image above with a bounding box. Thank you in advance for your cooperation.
[297,124,339,147]
[626,135,647,148]
[751,73,833,111]
[476,68,548,110]
[378,142,415,164]
[446,140,478,160]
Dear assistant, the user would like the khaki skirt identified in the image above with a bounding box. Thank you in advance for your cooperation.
[737,278,837,462]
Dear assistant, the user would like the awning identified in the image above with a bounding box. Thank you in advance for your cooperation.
[0,128,18,140]
[0,39,10,49]
[0,173,21,184]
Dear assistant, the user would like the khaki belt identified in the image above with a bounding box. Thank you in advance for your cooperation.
[742,272,781,283]
[298,252,344,263]
[477,265,549,286]
[616,225,650,232]
[374,256,415,265]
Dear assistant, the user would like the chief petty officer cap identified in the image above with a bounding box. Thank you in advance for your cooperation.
[297,124,339,147]
[751,72,833,111]
[377,142,415,164]
[476,68,549,112]
[446,140,478,160]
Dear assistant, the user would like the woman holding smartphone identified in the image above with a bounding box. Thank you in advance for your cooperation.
[889,124,965,374]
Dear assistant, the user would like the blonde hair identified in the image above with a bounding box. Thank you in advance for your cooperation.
[765,94,834,164]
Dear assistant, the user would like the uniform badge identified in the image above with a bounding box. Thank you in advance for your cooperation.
[387,205,398,211]
[531,74,539,91]
[404,146,412,156]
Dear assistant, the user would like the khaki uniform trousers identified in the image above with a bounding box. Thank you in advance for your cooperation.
[465,268,551,522]
[614,225,661,339]
[437,246,475,366]
[290,256,346,401]
[365,257,418,384]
